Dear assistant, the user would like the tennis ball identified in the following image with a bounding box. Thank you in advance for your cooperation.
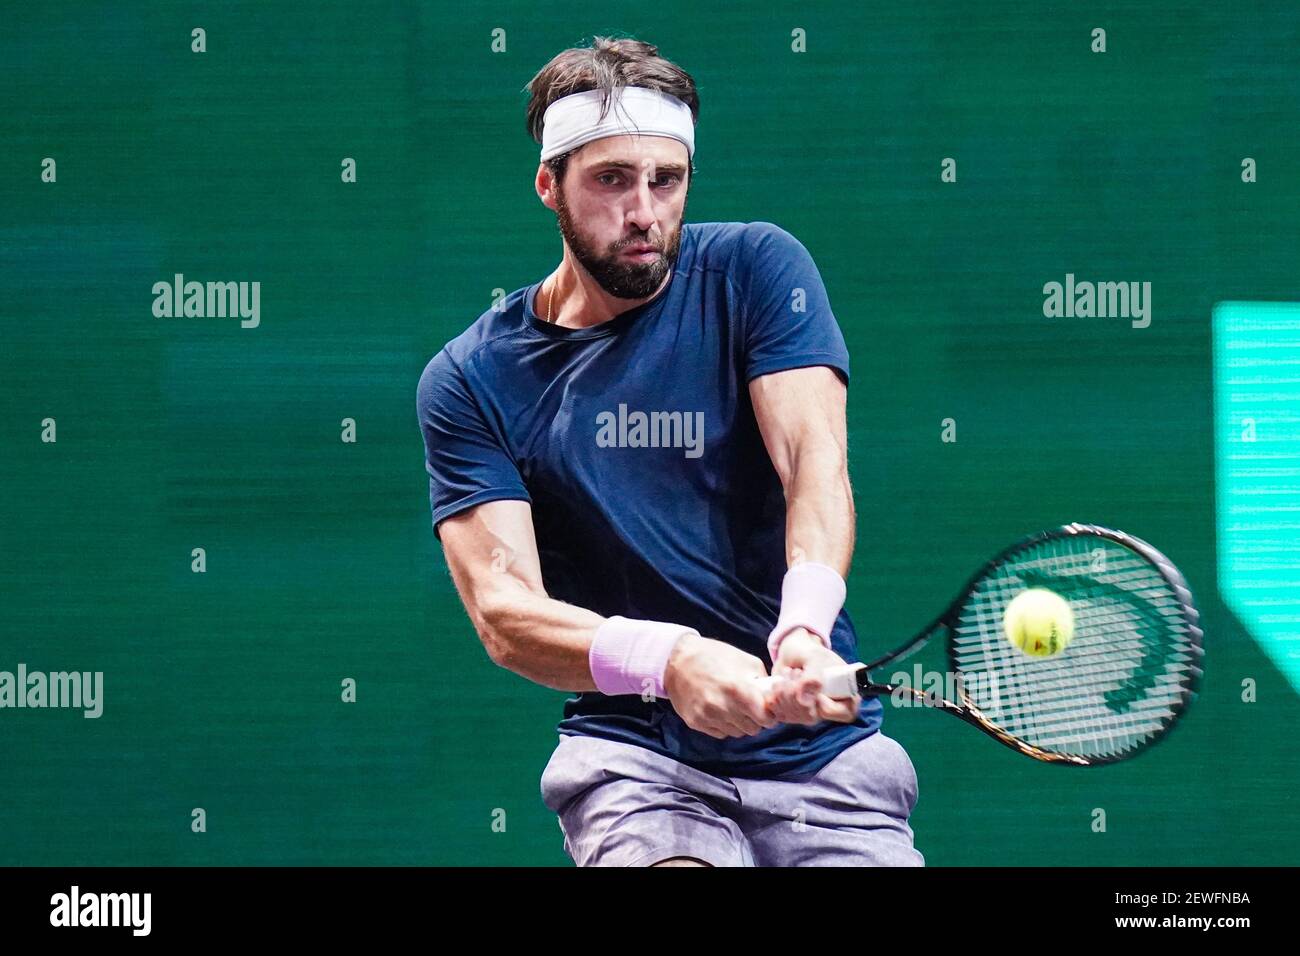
[1003,588,1074,657]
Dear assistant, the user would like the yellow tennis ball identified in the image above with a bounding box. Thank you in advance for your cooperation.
[1003,588,1075,657]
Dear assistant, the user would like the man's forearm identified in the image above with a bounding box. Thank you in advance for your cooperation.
[474,582,607,691]
[762,443,856,662]
[474,582,698,698]
[782,442,855,575]
[437,500,698,698]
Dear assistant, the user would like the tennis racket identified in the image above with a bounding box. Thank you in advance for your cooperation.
[764,523,1203,765]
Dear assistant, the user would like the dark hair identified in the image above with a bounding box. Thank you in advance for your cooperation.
[523,36,700,186]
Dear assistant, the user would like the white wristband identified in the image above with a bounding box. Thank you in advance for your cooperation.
[766,562,846,661]
[589,616,698,701]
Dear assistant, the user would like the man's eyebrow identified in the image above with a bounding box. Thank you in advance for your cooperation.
[586,159,689,174]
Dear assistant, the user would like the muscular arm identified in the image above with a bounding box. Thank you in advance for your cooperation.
[748,364,855,575]
[436,498,778,737]
[749,364,861,723]
[435,366,855,725]
[437,498,604,691]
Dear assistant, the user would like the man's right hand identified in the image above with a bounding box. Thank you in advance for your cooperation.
[663,632,779,739]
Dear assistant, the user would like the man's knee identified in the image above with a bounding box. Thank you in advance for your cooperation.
[649,856,712,867]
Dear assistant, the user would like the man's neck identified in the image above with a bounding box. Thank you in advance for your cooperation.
[545,267,672,330]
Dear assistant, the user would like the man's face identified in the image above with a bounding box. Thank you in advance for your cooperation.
[550,134,690,299]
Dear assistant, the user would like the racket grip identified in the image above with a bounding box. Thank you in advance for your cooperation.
[752,663,866,699]
[821,663,866,699]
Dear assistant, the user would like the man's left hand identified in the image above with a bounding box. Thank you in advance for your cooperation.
[765,627,862,725]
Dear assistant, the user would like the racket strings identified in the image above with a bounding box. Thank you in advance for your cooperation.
[950,534,1200,759]
[996,563,1191,753]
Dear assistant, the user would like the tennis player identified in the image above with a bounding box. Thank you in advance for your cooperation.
[417,36,922,867]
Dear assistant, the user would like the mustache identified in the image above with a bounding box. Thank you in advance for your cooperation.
[614,237,665,253]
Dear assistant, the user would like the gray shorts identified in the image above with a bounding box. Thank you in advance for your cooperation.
[539,730,923,867]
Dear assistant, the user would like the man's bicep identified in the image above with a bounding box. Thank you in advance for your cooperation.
[748,365,848,488]
[438,498,548,619]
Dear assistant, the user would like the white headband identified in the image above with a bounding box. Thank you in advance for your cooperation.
[539,86,695,162]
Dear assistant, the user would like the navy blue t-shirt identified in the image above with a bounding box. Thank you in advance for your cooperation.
[416,220,882,779]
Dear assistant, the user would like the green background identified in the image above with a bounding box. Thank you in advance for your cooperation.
[2,2,1296,866]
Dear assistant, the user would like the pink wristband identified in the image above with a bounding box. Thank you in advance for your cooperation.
[766,562,846,661]
[589,616,698,701]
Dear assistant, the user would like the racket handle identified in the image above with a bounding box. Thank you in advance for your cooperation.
[752,663,866,699]
[821,663,867,699]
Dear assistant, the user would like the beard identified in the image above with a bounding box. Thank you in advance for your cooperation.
[554,183,686,299]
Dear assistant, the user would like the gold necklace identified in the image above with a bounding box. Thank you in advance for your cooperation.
[547,279,554,325]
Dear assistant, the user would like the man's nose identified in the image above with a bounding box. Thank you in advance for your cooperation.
[626,177,659,231]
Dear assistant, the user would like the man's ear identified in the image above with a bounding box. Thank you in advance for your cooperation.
[535,163,558,212]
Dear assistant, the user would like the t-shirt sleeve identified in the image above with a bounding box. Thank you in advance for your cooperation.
[737,222,850,385]
[416,348,531,541]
